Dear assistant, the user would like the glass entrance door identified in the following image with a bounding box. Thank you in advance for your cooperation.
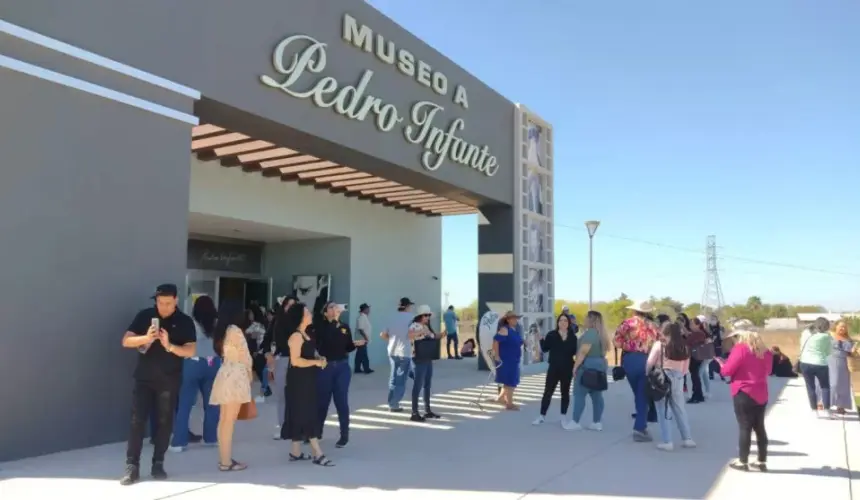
[217,277,247,311]
[185,272,217,314]
[244,279,271,310]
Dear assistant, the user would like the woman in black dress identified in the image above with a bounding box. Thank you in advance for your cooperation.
[284,302,334,466]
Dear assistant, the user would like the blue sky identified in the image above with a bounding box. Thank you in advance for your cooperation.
[368,0,860,311]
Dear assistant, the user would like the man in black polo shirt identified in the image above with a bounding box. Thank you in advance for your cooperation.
[120,284,196,486]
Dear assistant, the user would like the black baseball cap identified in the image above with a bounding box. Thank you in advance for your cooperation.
[359,303,370,312]
[152,283,178,299]
[399,297,414,307]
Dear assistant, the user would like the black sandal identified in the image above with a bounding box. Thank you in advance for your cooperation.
[218,459,247,472]
[289,452,309,462]
[312,454,335,467]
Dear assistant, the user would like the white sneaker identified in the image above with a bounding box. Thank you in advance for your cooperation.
[167,446,185,453]
[532,415,545,426]
[656,442,674,451]
[562,420,582,431]
[587,422,603,431]
[823,409,833,419]
[682,439,697,448]
[273,425,282,440]
[704,391,711,399]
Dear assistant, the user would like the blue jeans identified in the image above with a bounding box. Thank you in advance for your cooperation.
[317,360,351,437]
[656,369,693,444]
[572,357,607,424]
[799,362,830,410]
[622,352,649,432]
[412,361,434,414]
[388,356,411,409]
[699,359,712,394]
[171,357,220,447]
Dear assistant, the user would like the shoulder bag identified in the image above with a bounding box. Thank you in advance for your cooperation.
[692,340,715,361]
[580,333,609,392]
[793,332,814,374]
[237,399,258,421]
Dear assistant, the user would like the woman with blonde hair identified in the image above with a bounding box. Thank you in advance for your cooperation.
[829,321,854,415]
[715,325,773,472]
[568,311,611,431]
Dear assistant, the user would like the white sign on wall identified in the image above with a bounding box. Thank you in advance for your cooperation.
[260,14,499,178]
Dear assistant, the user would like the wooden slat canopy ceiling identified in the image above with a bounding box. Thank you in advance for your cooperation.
[191,124,478,217]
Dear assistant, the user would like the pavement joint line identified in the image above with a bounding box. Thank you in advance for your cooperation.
[515,432,632,500]
[843,417,855,500]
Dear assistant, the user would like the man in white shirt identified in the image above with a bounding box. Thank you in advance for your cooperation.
[381,297,415,412]
[354,303,374,374]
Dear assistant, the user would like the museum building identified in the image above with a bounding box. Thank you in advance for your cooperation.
[0,0,556,461]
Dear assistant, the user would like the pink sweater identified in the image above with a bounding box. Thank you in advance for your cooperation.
[646,341,690,374]
[719,343,773,405]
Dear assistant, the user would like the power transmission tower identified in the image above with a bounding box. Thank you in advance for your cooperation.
[701,235,725,316]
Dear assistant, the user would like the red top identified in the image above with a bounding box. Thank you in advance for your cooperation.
[614,316,659,354]
[719,343,773,405]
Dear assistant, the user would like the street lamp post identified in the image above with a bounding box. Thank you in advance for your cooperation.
[585,221,601,310]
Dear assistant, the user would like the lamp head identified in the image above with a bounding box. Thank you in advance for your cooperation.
[585,220,601,237]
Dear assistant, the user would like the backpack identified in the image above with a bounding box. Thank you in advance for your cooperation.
[645,346,671,402]
[645,345,675,420]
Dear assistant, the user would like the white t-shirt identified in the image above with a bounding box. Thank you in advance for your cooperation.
[385,311,415,357]
[355,313,372,342]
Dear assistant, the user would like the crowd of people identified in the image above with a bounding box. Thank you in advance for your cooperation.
[116,285,854,485]
[524,301,855,472]
[118,287,454,485]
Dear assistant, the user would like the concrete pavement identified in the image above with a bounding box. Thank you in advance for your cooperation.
[0,360,857,499]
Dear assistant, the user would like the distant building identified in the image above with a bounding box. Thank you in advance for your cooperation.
[764,317,798,330]
[797,313,855,330]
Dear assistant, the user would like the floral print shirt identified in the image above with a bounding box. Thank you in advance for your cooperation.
[614,316,659,354]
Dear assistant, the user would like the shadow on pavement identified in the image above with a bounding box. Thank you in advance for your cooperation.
[0,361,800,499]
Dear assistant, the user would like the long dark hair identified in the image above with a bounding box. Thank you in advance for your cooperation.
[676,313,691,331]
[213,303,246,357]
[281,302,309,337]
[662,322,690,361]
[656,313,671,326]
[192,295,217,338]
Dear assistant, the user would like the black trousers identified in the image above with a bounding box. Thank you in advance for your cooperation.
[354,345,370,373]
[126,378,179,466]
[540,365,572,415]
[688,357,705,401]
[733,391,768,463]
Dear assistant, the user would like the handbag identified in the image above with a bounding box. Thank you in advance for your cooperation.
[692,342,715,361]
[237,399,258,421]
[611,348,626,381]
[580,335,609,391]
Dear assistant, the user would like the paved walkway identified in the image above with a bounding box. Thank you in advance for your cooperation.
[1,361,857,499]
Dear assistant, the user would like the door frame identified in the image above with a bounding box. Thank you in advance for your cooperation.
[186,269,270,311]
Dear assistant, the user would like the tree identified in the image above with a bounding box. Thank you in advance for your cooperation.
[746,296,763,311]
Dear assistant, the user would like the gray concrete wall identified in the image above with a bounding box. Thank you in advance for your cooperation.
[264,237,352,307]
[0,39,197,462]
